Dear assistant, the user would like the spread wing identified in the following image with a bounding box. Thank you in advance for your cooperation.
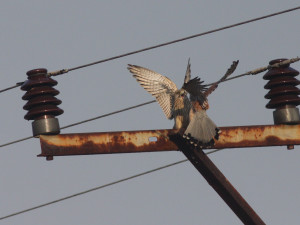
[204,60,239,97]
[184,58,191,84]
[182,77,208,106]
[128,64,178,119]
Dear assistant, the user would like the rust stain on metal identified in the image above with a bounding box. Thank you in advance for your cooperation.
[214,124,300,149]
[39,129,177,157]
[39,125,300,157]
[168,133,266,225]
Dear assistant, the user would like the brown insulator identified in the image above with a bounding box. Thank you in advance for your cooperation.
[21,68,63,136]
[263,59,300,124]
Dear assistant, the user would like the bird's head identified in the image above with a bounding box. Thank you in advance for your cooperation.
[177,89,187,99]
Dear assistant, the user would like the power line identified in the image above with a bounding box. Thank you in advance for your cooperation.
[0,136,34,148]
[0,83,23,94]
[205,57,300,86]
[1,57,299,149]
[0,6,298,222]
[0,148,224,221]
[60,100,156,130]
[0,6,299,94]
[0,100,156,148]
[48,6,300,76]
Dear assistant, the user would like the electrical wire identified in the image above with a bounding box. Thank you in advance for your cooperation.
[48,6,300,76]
[0,6,299,94]
[60,100,156,130]
[0,136,34,148]
[1,57,299,149]
[0,83,23,94]
[0,100,156,148]
[0,148,224,221]
[205,57,300,86]
[0,6,299,222]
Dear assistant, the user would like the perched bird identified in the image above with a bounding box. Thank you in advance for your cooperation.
[182,60,239,147]
[182,77,220,147]
[128,60,192,132]
[128,59,239,148]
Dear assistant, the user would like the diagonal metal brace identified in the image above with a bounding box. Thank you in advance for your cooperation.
[169,133,266,225]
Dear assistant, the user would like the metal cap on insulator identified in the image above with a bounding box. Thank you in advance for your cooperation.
[21,68,64,136]
[263,59,300,125]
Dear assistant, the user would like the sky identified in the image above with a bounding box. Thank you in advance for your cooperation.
[0,1,300,224]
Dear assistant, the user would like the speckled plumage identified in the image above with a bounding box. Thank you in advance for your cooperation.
[182,78,219,147]
[128,59,238,147]
[182,60,239,147]
[128,60,192,131]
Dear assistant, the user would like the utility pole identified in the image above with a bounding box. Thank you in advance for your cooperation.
[21,59,300,224]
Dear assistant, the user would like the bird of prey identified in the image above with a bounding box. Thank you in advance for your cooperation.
[182,77,220,147]
[182,60,239,147]
[128,60,193,133]
[128,59,238,148]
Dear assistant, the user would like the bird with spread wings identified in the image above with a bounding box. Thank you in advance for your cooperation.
[128,60,192,133]
[182,60,239,147]
[128,59,238,147]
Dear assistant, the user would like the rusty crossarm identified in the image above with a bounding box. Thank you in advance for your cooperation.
[39,124,300,158]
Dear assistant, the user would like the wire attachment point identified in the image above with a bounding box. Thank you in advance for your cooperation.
[47,69,69,77]
[21,68,64,136]
[263,58,300,125]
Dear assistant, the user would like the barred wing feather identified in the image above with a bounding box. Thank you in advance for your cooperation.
[128,64,178,119]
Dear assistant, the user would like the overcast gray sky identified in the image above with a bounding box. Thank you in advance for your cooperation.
[1,1,300,224]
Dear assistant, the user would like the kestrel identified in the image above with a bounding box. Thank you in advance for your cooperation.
[182,77,220,147]
[182,60,239,147]
[128,59,238,148]
[128,60,192,132]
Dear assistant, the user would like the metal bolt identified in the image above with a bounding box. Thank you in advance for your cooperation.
[46,156,54,161]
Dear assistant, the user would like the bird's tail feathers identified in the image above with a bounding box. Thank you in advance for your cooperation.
[183,111,220,148]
